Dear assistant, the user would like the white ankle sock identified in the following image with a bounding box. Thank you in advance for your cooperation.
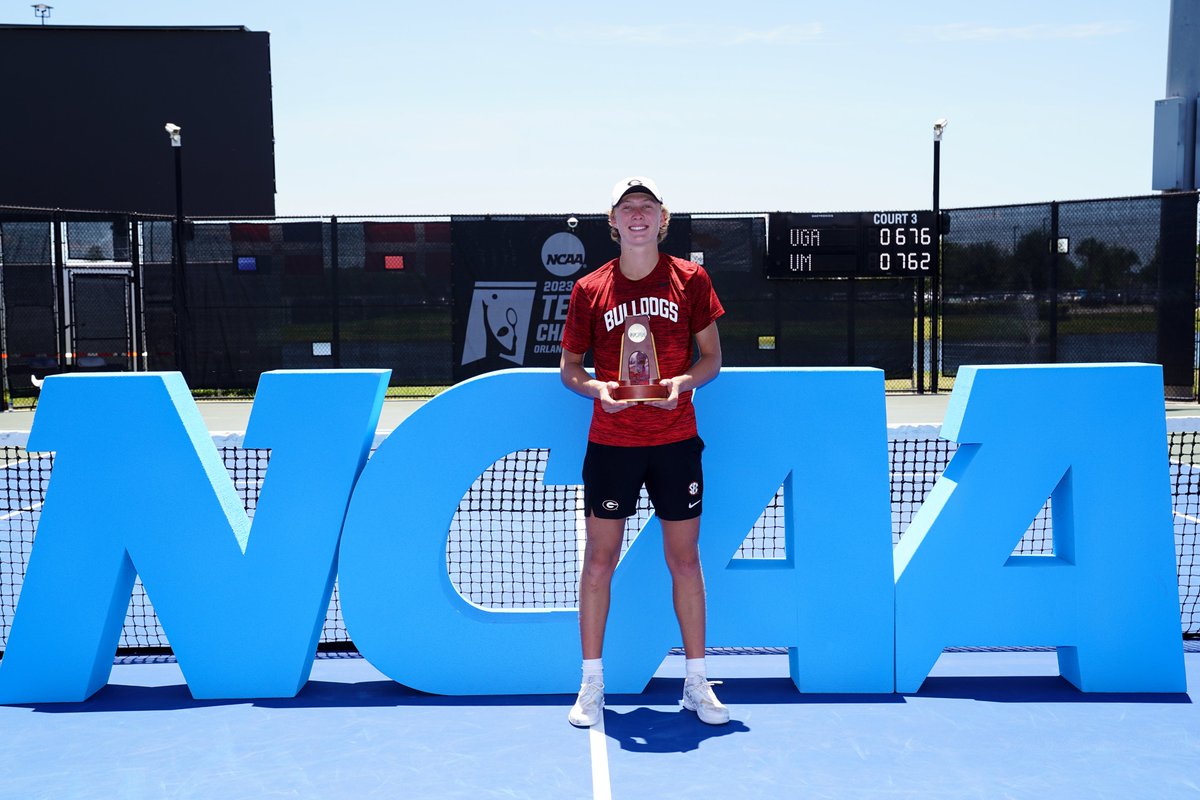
[582,658,603,682]
[685,658,706,679]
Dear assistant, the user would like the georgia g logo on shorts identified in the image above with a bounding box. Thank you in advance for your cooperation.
[602,499,620,511]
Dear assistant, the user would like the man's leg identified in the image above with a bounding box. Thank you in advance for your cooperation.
[569,515,625,727]
[663,515,729,725]
[579,515,627,660]
[661,516,706,659]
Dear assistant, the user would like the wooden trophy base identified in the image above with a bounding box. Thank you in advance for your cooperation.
[612,383,669,402]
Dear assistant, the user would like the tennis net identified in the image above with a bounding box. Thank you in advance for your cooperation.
[0,424,1196,655]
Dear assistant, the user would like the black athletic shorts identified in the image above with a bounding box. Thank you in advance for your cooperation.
[582,436,705,521]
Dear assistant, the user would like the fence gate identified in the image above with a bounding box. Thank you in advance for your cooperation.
[66,270,136,371]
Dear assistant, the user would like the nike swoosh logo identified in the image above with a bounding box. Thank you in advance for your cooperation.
[688,499,702,509]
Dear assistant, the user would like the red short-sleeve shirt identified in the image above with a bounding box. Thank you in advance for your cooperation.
[561,254,724,446]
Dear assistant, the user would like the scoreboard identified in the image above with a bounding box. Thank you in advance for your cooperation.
[766,211,937,278]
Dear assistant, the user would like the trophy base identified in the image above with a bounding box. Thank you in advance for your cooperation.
[612,383,670,402]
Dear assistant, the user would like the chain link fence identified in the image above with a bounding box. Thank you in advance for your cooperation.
[941,193,1197,398]
[146,217,454,393]
[0,193,1195,405]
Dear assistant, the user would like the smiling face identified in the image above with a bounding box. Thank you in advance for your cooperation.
[609,191,666,246]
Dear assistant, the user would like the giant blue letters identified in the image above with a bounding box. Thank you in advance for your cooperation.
[337,367,894,694]
[337,369,586,694]
[894,364,1186,692]
[0,364,1185,702]
[603,367,894,694]
[0,370,388,702]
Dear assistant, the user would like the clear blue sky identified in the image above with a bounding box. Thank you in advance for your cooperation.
[5,1,1172,216]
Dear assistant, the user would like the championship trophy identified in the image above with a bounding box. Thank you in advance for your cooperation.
[612,314,669,401]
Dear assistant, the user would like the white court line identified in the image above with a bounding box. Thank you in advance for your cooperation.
[575,486,613,799]
[1173,510,1200,525]
[589,712,612,800]
[0,501,42,521]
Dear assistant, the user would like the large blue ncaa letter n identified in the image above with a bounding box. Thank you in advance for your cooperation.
[0,370,388,703]
[894,364,1185,693]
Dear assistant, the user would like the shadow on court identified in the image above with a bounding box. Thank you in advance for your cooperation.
[911,674,1193,704]
[603,706,750,753]
[18,678,570,713]
[21,674,908,716]
[15,670,1189,717]
[614,675,905,706]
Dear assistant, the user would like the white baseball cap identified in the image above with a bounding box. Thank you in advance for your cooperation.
[610,176,663,207]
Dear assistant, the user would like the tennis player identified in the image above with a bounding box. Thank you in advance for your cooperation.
[559,176,728,727]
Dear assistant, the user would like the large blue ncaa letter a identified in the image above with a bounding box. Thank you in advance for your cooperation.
[0,370,387,703]
[598,367,895,693]
[894,364,1185,693]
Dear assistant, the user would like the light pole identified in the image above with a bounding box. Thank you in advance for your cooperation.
[165,123,190,379]
[31,4,51,24]
[931,118,947,395]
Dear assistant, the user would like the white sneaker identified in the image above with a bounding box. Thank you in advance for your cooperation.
[568,677,604,727]
[681,674,730,725]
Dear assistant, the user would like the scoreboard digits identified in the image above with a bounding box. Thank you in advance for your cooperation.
[767,211,937,279]
[869,212,934,274]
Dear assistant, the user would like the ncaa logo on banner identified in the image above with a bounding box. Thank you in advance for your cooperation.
[541,232,585,277]
[461,282,537,366]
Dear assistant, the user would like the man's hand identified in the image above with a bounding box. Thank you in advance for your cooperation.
[598,380,632,413]
[646,377,683,411]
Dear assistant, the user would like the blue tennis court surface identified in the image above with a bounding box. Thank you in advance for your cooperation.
[0,650,1196,799]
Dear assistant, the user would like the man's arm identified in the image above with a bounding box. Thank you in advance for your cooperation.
[560,348,630,413]
[648,321,722,411]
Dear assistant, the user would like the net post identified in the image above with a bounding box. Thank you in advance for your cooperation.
[330,215,341,369]
[1049,202,1059,363]
[52,209,68,372]
[916,274,925,394]
[930,135,941,394]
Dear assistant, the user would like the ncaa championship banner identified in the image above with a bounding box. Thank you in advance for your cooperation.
[450,215,692,382]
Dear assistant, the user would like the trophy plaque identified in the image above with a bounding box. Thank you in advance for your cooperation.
[612,314,669,401]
